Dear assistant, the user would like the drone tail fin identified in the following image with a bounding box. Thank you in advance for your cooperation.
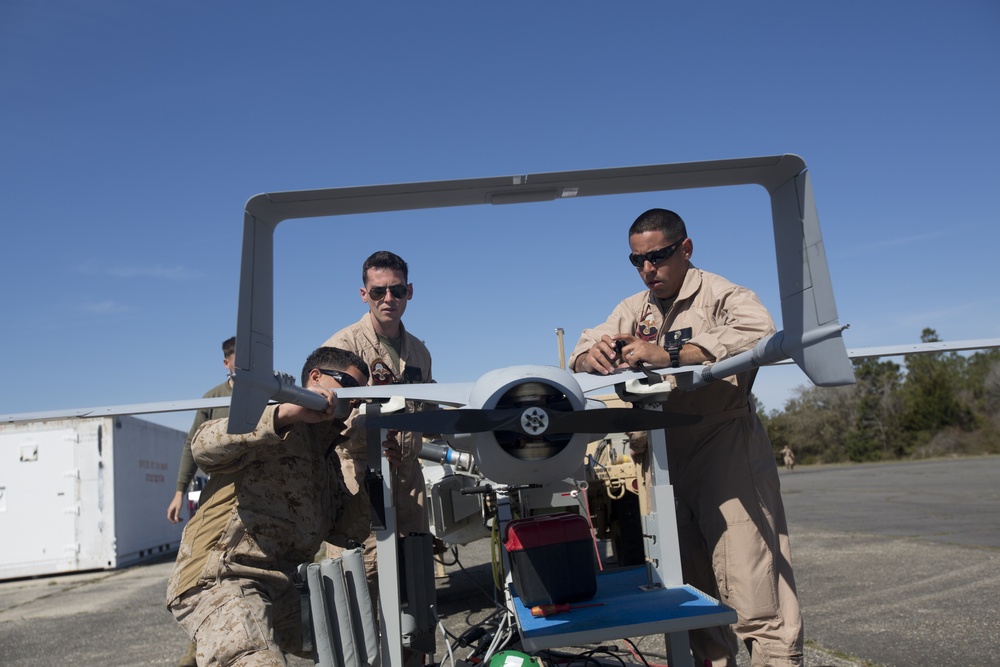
[770,166,855,387]
[228,371,274,435]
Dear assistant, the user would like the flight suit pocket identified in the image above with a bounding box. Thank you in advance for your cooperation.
[717,520,778,621]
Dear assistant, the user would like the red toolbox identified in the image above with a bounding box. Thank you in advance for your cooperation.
[503,512,597,607]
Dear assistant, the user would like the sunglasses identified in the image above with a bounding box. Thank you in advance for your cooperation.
[317,369,361,388]
[628,238,686,268]
[366,284,408,301]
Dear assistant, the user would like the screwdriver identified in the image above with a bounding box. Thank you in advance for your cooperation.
[530,602,605,617]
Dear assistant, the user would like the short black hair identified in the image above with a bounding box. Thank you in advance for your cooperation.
[362,250,409,285]
[222,336,236,357]
[629,208,687,243]
[300,346,369,387]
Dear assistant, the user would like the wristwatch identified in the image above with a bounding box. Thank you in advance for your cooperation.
[663,327,691,368]
[666,341,682,368]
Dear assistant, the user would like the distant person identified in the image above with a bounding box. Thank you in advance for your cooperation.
[165,336,235,667]
[570,208,803,666]
[781,445,796,471]
[322,250,433,667]
[166,347,400,666]
[166,336,236,524]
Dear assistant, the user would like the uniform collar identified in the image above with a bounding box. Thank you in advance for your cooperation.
[646,264,700,311]
[361,312,408,351]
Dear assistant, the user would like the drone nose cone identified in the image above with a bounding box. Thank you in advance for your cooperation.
[468,365,586,411]
[520,407,549,435]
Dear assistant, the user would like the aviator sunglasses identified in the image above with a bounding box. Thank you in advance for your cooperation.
[628,238,686,268]
[317,369,361,388]
[366,284,409,300]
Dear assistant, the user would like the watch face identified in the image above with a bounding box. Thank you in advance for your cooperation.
[665,326,693,345]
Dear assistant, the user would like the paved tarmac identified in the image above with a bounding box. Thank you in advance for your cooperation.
[1,457,997,666]
[779,457,1000,666]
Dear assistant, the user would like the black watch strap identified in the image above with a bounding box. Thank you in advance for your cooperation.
[668,344,681,368]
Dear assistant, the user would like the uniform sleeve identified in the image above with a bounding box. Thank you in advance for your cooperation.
[322,328,355,350]
[175,406,212,491]
[175,440,198,493]
[568,300,638,371]
[689,285,776,362]
[192,405,284,474]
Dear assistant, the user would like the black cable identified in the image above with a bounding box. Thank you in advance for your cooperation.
[434,545,460,567]
[452,549,502,607]
[536,646,626,667]
[621,638,652,667]
[578,646,625,667]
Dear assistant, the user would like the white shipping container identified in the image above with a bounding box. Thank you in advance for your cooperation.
[0,416,186,580]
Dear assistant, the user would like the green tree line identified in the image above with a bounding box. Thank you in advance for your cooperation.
[760,329,1000,464]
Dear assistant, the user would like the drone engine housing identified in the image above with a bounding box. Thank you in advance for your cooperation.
[446,366,591,485]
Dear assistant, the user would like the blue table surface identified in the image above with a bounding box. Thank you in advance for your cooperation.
[512,566,733,640]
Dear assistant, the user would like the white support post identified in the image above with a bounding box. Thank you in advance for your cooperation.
[642,405,693,667]
[375,424,403,667]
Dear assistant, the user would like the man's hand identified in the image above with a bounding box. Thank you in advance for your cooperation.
[274,386,338,429]
[613,334,673,370]
[166,490,185,523]
[382,430,402,471]
[578,334,628,374]
[579,334,675,373]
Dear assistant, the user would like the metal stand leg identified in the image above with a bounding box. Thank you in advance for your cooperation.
[644,407,694,667]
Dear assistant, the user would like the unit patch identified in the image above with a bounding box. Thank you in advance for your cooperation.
[369,359,396,385]
[635,313,659,342]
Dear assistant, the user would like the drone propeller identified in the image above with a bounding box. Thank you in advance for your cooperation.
[367,406,699,436]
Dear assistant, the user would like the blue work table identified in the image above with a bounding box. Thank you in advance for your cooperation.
[511,565,735,652]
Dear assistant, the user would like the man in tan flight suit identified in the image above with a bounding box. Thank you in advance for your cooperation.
[570,208,803,667]
[322,250,433,582]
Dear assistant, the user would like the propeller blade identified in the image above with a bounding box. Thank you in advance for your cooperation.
[367,406,698,435]
[367,408,522,434]
[546,408,700,434]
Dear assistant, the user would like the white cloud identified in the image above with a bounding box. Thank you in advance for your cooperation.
[76,260,202,281]
[852,229,952,253]
[105,265,202,280]
[79,300,129,314]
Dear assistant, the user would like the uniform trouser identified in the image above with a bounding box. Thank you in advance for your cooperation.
[662,415,803,667]
[326,455,428,667]
[168,578,304,667]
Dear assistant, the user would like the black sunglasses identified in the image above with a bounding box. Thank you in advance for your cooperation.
[628,238,686,268]
[317,369,361,388]
[366,284,408,301]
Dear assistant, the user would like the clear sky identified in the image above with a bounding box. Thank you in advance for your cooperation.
[2,1,998,432]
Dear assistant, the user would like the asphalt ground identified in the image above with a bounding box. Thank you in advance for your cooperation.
[1,457,997,666]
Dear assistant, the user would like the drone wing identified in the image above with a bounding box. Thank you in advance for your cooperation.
[333,383,475,407]
[572,367,687,395]
[0,397,233,425]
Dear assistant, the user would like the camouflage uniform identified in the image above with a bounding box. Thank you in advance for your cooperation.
[570,266,803,667]
[322,314,432,580]
[174,379,232,494]
[166,405,370,666]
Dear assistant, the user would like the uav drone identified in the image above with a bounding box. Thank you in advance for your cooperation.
[197,154,1000,667]
[4,155,998,667]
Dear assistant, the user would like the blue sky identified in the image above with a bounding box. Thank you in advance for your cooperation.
[2,1,998,432]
